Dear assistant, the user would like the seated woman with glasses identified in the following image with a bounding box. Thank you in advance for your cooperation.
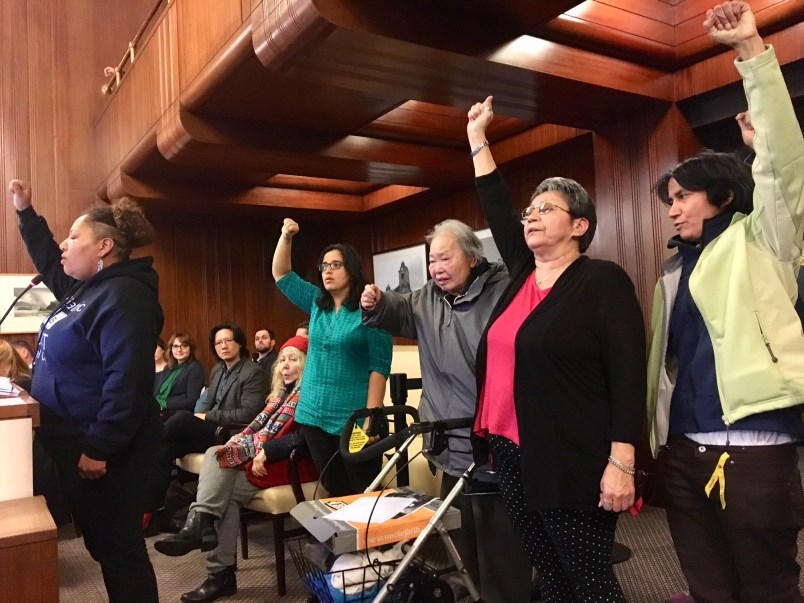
[154,332,205,412]
[272,218,393,496]
[465,97,647,601]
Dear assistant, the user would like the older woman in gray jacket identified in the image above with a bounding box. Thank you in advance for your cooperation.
[361,219,532,601]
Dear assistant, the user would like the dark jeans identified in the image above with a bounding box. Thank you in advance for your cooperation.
[146,410,219,511]
[300,424,380,496]
[662,435,804,603]
[38,407,161,603]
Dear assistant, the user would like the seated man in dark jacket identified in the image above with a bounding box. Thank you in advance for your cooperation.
[145,322,268,519]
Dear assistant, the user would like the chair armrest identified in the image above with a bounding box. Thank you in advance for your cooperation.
[213,422,250,445]
[288,445,311,503]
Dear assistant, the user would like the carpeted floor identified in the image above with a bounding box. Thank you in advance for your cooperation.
[57,505,804,602]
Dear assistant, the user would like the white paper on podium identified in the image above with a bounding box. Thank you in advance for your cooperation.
[323,496,415,524]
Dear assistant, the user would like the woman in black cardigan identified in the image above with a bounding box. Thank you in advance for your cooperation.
[467,98,646,602]
[154,332,205,412]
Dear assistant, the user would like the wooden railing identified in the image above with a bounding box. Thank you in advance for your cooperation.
[100,0,171,95]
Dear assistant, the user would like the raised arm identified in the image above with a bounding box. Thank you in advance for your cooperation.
[272,218,298,281]
[709,2,804,258]
[8,180,77,298]
[467,98,531,270]
[467,96,497,177]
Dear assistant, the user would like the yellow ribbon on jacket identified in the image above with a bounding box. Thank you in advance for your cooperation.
[704,451,731,509]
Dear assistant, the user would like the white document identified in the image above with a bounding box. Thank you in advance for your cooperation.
[323,495,415,524]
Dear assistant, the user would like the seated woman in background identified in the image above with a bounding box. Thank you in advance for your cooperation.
[154,332,205,412]
[0,339,32,390]
[154,338,168,374]
[0,339,75,527]
[154,336,310,603]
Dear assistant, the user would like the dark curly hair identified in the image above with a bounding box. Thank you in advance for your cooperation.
[83,197,155,260]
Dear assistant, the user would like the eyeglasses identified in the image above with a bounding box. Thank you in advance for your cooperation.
[521,202,573,219]
[214,338,235,347]
[318,261,344,272]
[171,343,189,350]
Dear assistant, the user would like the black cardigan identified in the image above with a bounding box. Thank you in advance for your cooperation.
[153,360,205,411]
[472,170,646,511]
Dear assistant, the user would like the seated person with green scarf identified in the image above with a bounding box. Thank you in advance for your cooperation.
[154,332,205,412]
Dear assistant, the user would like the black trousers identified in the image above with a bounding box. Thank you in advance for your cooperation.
[488,435,625,603]
[38,407,161,603]
[300,424,380,496]
[662,435,804,603]
[146,410,219,511]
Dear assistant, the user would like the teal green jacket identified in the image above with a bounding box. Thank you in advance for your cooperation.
[647,47,804,457]
[276,271,393,435]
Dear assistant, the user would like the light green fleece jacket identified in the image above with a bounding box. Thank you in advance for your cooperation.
[647,46,804,457]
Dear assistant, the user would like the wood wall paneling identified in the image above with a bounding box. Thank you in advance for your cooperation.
[176,0,243,90]
[0,0,34,275]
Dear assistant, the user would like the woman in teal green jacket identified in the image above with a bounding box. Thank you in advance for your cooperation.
[646,3,804,601]
[273,217,393,496]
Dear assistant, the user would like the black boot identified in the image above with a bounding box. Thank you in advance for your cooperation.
[154,511,218,557]
[180,567,237,603]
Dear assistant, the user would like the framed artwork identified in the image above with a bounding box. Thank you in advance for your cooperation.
[372,244,427,294]
[0,275,58,334]
[474,228,503,264]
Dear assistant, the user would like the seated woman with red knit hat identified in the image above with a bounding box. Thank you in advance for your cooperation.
[154,336,311,603]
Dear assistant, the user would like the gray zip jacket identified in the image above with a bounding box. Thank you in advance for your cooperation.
[362,260,509,478]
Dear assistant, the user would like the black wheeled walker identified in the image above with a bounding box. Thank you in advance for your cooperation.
[292,405,482,603]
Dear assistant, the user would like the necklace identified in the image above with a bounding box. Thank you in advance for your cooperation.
[533,257,576,287]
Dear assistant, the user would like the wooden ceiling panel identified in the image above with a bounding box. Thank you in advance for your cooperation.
[562,2,676,44]
[261,174,381,195]
[356,101,534,148]
[95,0,802,217]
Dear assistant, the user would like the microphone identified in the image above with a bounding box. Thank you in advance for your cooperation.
[0,274,45,328]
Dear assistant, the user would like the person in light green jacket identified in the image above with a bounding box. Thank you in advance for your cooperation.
[646,3,804,601]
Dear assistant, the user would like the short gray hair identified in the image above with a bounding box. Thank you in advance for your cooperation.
[425,219,484,263]
[531,177,597,252]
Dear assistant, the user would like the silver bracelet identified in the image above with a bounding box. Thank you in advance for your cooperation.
[607,455,636,476]
[470,140,489,157]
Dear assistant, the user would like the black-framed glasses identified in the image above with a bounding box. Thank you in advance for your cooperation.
[318,261,344,272]
[521,201,573,219]
[171,343,189,350]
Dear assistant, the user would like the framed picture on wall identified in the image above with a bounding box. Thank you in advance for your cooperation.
[0,275,58,334]
[372,244,427,294]
[474,228,503,264]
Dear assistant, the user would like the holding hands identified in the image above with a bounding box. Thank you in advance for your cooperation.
[8,179,32,211]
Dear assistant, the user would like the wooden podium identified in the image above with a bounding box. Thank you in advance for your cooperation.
[0,393,58,603]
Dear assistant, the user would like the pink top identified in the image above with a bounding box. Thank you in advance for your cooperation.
[475,275,550,445]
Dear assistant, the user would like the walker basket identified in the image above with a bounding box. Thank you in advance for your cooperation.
[289,535,404,603]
